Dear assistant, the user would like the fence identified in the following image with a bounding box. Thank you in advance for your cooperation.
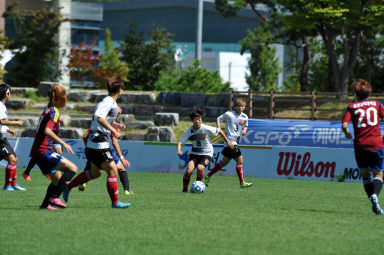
[229,89,384,121]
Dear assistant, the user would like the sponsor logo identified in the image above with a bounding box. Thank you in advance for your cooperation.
[276,151,336,178]
[203,133,207,139]
[343,168,361,180]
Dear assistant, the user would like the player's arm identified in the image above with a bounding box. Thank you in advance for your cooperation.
[113,121,126,131]
[44,127,74,154]
[0,119,24,126]
[82,129,90,146]
[111,135,130,168]
[242,127,247,136]
[177,142,183,156]
[97,117,121,139]
[218,129,234,149]
[342,122,352,139]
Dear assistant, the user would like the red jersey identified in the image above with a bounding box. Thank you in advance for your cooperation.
[342,100,384,151]
[30,107,61,158]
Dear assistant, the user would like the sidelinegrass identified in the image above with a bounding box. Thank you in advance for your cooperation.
[1,171,384,255]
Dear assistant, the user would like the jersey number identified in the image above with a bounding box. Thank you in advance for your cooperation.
[196,141,201,147]
[354,107,378,128]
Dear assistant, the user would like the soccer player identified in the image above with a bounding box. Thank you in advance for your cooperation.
[63,75,131,208]
[204,98,252,188]
[177,107,233,193]
[30,83,78,209]
[0,83,26,191]
[342,79,384,215]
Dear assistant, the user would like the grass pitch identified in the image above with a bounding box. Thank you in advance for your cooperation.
[1,171,384,255]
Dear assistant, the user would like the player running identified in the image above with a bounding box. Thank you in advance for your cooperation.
[63,75,131,208]
[342,79,384,215]
[0,83,26,191]
[204,98,252,188]
[177,107,233,193]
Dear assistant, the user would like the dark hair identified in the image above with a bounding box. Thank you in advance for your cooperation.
[189,107,205,120]
[48,83,67,108]
[0,83,10,100]
[107,75,124,94]
[351,79,371,101]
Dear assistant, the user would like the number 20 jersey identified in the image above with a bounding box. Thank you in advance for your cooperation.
[342,100,384,150]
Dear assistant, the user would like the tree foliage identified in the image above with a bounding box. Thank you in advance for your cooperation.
[119,23,174,91]
[154,60,230,93]
[3,3,71,87]
[0,32,8,82]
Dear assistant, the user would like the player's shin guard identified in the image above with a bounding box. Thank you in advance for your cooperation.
[183,174,191,192]
[372,177,383,196]
[236,163,245,185]
[41,183,57,208]
[107,176,119,205]
[4,164,14,187]
[118,171,130,191]
[208,162,223,177]
[196,171,204,181]
[55,170,76,197]
[363,178,374,198]
[9,164,17,186]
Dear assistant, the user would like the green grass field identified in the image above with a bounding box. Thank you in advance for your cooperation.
[1,171,384,255]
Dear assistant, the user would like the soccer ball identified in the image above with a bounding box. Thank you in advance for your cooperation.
[191,181,205,193]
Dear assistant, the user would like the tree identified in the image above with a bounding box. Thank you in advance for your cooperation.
[154,60,230,93]
[119,23,174,91]
[3,3,71,87]
[239,22,281,91]
[0,32,7,82]
[92,28,128,88]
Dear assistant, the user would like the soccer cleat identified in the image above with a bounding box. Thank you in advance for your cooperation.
[40,205,57,210]
[124,190,134,195]
[182,188,188,193]
[22,172,31,181]
[240,182,253,188]
[3,185,14,191]
[111,201,131,208]
[204,176,210,187]
[62,185,70,202]
[78,183,87,192]
[49,198,67,208]
[12,185,26,191]
[370,194,383,215]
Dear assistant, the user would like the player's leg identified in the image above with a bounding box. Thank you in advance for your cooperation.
[235,155,252,188]
[6,154,26,191]
[205,152,230,186]
[196,164,206,181]
[369,170,383,215]
[22,158,36,181]
[117,162,131,195]
[40,171,62,210]
[183,159,196,192]
[102,160,131,208]
[361,170,373,198]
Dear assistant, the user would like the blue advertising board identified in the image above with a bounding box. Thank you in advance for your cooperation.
[239,119,384,148]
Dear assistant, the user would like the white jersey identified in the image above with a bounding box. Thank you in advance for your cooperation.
[218,111,248,146]
[87,96,118,149]
[0,102,9,138]
[179,124,219,157]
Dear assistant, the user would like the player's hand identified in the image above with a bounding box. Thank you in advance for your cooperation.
[227,141,234,149]
[17,120,24,126]
[63,142,74,154]
[113,129,122,139]
[177,150,182,156]
[241,130,246,136]
[114,122,126,131]
[8,129,16,136]
[345,132,352,139]
[122,159,131,168]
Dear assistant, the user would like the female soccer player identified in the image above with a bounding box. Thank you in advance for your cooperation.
[0,83,26,191]
[342,79,384,215]
[63,75,131,208]
[30,83,78,209]
[177,107,233,192]
[204,98,252,188]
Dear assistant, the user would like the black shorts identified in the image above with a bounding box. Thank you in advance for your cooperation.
[221,145,241,159]
[85,148,114,169]
[354,148,384,171]
[188,154,212,167]
[0,138,15,160]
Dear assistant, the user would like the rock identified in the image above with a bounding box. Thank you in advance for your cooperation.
[10,87,36,96]
[118,93,156,104]
[121,133,146,141]
[126,121,154,129]
[157,92,181,105]
[8,117,38,127]
[70,119,92,129]
[58,128,83,139]
[145,127,175,142]
[38,81,56,97]
[89,93,108,103]
[154,113,179,126]
[32,104,46,110]
[5,99,29,110]
[60,114,72,127]
[133,104,164,115]
[204,106,227,117]
[20,128,36,137]
[67,90,100,102]
[180,93,206,107]
[206,93,229,107]
[77,105,95,113]
[119,105,134,114]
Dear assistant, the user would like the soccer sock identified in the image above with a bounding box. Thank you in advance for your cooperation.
[208,162,223,177]
[183,174,191,191]
[24,159,36,175]
[236,163,245,185]
[10,164,18,186]
[4,164,16,187]
[196,171,204,181]
[107,176,119,205]
[118,171,130,191]
[41,183,57,208]
[68,171,90,190]
[54,170,76,198]
[372,177,383,197]
[363,179,374,198]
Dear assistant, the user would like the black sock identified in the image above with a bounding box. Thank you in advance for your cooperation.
[118,171,130,191]
[24,159,36,175]
[373,177,383,197]
[41,183,57,208]
[363,179,374,198]
[55,170,76,197]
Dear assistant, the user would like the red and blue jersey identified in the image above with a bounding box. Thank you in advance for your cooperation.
[342,100,384,151]
[30,107,61,158]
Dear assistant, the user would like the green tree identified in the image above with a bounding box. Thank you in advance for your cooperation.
[154,60,230,93]
[92,28,128,87]
[119,23,174,91]
[240,22,281,91]
[0,32,8,82]
[3,3,70,87]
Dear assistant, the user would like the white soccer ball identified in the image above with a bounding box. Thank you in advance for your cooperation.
[191,181,205,193]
